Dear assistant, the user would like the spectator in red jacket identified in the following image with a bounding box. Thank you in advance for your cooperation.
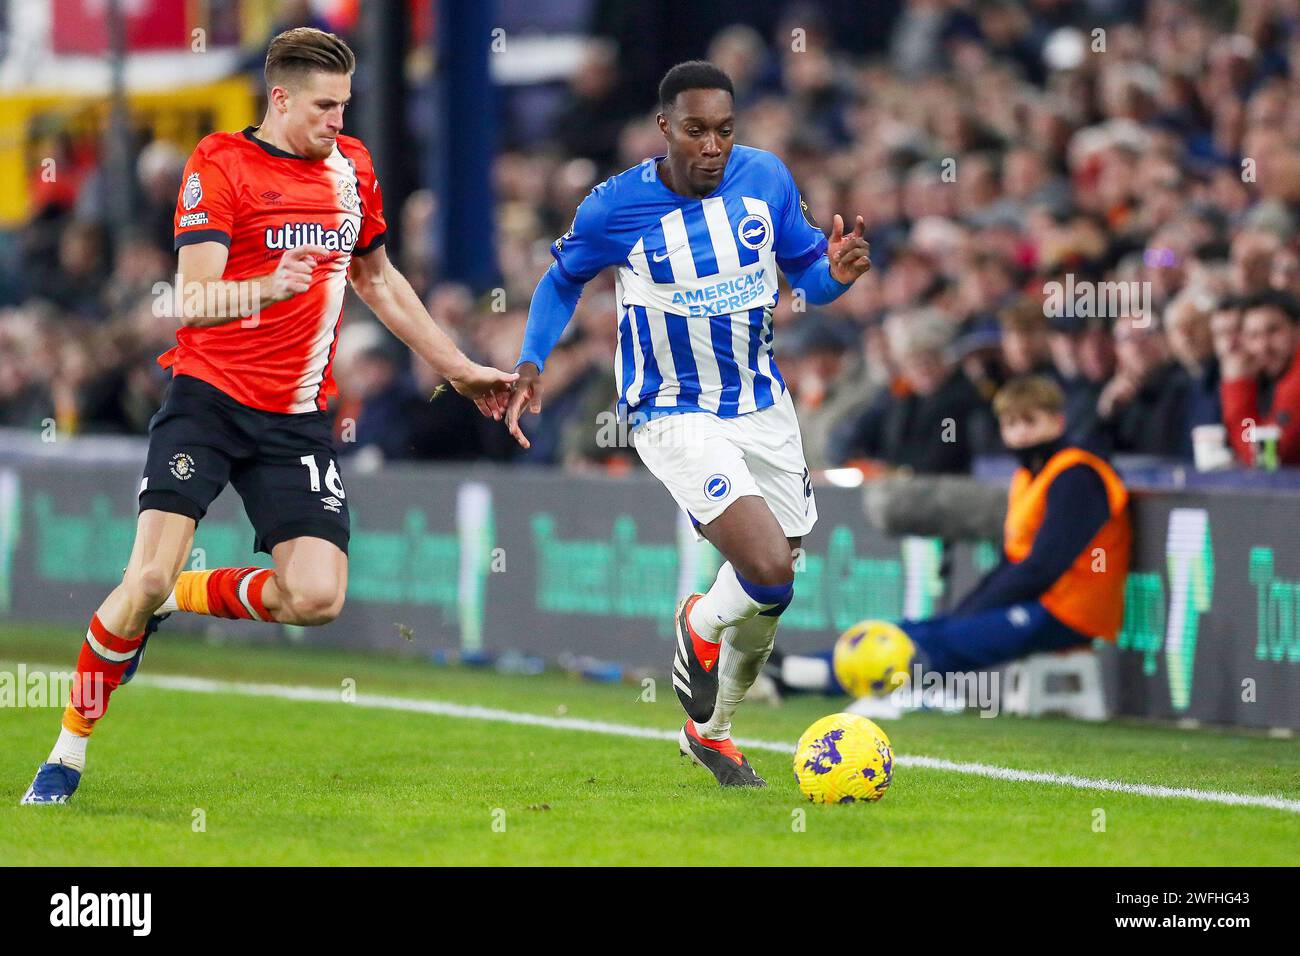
[1220,291,1300,466]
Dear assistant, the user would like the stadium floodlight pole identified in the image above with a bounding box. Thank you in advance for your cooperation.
[103,0,137,253]
[435,0,499,293]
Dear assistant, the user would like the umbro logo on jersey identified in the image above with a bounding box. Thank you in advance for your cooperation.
[265,220,358,252]
[321,496,342,513]
[261,190,283,203]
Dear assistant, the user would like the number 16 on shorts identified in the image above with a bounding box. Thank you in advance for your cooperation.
[301,455,346,506]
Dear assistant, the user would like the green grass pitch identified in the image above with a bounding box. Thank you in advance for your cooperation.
[1,622,1297,866]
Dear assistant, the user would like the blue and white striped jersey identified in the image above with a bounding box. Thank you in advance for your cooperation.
[551,145,828,419]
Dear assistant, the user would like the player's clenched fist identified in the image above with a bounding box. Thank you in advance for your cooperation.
[266,245,329,304]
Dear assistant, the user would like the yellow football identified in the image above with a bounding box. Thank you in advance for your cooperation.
[793,712,895,803]
[832,619,915,698]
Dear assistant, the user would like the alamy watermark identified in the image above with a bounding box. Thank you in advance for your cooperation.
[1043,274,1153,327]
[50,886,151,936]
[593,409,712,449]
[0,666,104,717]
[886,664,1002,717]
[153,274,263,327]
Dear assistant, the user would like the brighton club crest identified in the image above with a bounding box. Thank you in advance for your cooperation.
[736,213,770,250]
[182,172,202,211]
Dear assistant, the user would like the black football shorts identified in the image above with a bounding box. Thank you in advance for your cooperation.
[139,374,350,555]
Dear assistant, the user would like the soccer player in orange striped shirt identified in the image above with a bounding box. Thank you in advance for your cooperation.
[22,28,517,804]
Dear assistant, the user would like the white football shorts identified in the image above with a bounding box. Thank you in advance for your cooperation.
[631,391,817,540]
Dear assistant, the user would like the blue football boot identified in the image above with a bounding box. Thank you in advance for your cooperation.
[20,762,82,805]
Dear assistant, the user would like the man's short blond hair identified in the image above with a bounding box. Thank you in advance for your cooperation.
[265,27,356,90]
[993,374,1066,419]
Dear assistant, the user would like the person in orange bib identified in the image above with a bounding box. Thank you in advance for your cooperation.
[782,374,1130,690]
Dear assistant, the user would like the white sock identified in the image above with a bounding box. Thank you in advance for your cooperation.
[689,562,765,642]
[47,727,88,773]
[782,654,833,691]
[157,589,179,614]
[699,613,780,740]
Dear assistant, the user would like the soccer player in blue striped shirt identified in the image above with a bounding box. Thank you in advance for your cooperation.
[506,62,872,785]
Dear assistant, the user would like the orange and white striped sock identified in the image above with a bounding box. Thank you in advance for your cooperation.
[160,567,275,622]
[51,614,144,765]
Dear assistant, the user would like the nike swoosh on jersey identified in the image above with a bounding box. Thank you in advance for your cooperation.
[652,246,685,262]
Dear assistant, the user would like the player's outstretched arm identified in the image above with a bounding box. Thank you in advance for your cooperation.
[348,247,517,420]
[504,264,585,449]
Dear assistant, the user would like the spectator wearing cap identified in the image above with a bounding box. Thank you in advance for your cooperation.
[828,308,997,473]
[1220,290,1300,466]
[953,321,1003,413]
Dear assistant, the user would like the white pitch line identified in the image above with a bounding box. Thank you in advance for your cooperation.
[896,755,1300,813]
[128,672,1300,814]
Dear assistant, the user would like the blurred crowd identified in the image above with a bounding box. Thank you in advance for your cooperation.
[5,0,1300,475]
